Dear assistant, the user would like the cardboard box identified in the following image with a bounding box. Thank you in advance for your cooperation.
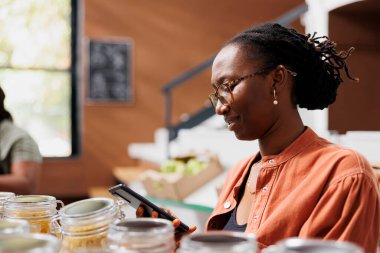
[140,153,223,201]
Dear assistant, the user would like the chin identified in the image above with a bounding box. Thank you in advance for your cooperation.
[233,131,257,141]
[233,132,251,141]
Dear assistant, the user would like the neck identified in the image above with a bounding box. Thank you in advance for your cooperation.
[258,111,305,156]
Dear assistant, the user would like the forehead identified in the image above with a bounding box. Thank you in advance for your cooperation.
[211,45,259,81]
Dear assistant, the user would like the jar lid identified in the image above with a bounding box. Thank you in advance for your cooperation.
[60,197,115,218]
[275,238,363,253]
[179,231,256,253]
[110,218,173,236]
[0,233,59,252]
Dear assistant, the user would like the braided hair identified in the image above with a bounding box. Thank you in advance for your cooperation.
[226,23,358,110]
[0,86,13,122]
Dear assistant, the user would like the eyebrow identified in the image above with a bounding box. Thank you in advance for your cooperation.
[211,75,233,89]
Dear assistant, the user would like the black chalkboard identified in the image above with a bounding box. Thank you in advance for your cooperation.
[88,39,133,102]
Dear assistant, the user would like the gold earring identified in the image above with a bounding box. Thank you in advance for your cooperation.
[273,89,278,105]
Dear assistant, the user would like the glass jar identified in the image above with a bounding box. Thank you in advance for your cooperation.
[0,192,15,218]
[106,218,175,253]
[3,195,62,234]
[177,231,257,253]
[57,197,119,253]
[0,218,30,234]
[273,238,364,253]
[0,233,60,253]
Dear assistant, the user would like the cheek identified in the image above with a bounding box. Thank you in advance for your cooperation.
[235,88,277,129]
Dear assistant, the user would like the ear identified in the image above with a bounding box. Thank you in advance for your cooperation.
[270,65,288,92]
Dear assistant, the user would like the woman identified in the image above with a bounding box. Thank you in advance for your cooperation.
[205,23,379,252]
[0,86,42,194]
[139,23,379,252]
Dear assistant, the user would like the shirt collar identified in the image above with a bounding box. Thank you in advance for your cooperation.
[260,127,319,167]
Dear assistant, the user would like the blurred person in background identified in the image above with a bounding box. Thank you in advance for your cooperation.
[0,86,42,194]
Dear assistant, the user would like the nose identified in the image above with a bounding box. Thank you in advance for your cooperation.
[215,100,230,115]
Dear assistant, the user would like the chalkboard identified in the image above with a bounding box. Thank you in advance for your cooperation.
[88,39,133,102]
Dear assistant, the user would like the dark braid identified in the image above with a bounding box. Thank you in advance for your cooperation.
[0,86,13,122]
[226,23,358,110]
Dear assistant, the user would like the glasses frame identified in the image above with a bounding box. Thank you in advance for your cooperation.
[208,67,297,108]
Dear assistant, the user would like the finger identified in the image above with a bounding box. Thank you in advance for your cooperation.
[162,208,178,218]
[188,225,197,233]
[136,206,144,217]
[151,211,159,218]
[175,240,181,250]
[172,218,180,228]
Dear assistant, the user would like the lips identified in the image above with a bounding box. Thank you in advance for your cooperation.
[224,116,240,128]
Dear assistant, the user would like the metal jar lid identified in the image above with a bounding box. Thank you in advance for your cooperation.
[275,238,363,253]
[178,231,257,253]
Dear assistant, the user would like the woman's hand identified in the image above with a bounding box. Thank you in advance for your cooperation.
[136,206,197,248]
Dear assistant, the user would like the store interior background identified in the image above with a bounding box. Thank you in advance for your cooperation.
[31,0,380,205]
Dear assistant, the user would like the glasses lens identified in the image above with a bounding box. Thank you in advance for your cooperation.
[218,84,233,105]
[209,94,218,107]
[209,84,233,108]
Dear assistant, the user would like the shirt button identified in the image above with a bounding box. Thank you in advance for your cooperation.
[262,186,268,192]
[224,201,231,209]
[268,159,275,164]
[254,215,259,221]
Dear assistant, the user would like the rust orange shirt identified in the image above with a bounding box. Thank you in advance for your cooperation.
[206,127,380,253]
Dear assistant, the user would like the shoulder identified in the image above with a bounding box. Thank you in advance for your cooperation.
[0,120,30,140]
[306,138,376,186]
[0,120,41,161]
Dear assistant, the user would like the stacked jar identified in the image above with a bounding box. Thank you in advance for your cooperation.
[0,192,15,218]
[3,195,62,234]
[57,197,119,253]
[178,231,257,253]
[106,218,175,253]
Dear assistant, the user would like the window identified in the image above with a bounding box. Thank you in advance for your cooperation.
[0,0,79,157]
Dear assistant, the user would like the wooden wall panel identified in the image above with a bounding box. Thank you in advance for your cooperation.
[328,0,380,133]
[36,0,303,197]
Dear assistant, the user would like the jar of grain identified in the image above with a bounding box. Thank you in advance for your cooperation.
[57,197,119,253]
[177,231,257,253]
[106,218,175,253]
[3,195,62,234]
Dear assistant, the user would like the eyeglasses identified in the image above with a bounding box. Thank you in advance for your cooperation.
[208,69,264,108]
[208,67,297,108]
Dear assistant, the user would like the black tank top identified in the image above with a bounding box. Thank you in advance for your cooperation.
[223,206,247,232]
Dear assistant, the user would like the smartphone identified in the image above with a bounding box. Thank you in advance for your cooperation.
[108,183,190,233]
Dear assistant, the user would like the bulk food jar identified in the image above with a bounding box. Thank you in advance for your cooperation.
[3,195,62,234]
[106,218,175,253]
[0,192,15,218]
[0,218,30,234]
[177,231,257,253]
[265,238,364,253]
[56,197,119,253]
[0,233,60,253]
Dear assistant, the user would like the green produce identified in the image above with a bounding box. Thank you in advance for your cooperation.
[160,158,207,175]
